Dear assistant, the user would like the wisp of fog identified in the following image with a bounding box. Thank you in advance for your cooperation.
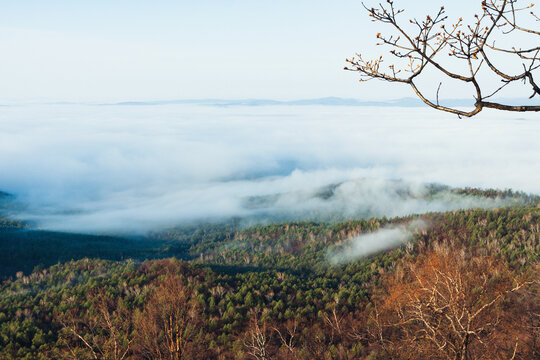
[0,103,538,233]
[327,219,428,264]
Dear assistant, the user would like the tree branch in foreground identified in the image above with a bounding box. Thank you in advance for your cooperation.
[346,0,540,117]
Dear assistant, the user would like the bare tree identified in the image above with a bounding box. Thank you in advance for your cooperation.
[346,0,540,117]
[369,246,538,359]
[273,319,300,359]
[57,292,133,360]
[133,275,200,360]
[321,297,345,344]
[243,312,271,360]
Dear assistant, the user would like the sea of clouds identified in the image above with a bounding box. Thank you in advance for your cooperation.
[0,103,538,233]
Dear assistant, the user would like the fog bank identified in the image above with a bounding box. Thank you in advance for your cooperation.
[0,103,538,233]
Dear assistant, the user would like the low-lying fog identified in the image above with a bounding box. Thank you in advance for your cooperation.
[0,103,538,233]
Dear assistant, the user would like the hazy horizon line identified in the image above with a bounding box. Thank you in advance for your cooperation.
[2,96,538,108]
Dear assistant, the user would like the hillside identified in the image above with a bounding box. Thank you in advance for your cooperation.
[0,190,538,359]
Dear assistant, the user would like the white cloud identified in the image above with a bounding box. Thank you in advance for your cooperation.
[0,103,538,233]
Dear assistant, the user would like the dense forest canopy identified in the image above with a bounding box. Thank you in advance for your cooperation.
[0,187,538,359]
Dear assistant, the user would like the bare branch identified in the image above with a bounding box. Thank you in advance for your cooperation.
[348,0,540,117]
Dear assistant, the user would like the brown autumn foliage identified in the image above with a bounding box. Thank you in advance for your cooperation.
[132,275,204,360]
[48,233,538,360]
[368,244,539,360]
[56,291,133,360]
[54,263,215,360]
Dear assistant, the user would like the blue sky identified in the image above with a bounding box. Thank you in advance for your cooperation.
[0,0,529,102]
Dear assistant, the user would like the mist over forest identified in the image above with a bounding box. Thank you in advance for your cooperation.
[0,102,538,233]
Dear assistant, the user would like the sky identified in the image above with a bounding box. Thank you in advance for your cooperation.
[0,0,530,102]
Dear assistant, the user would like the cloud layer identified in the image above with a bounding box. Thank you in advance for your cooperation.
[0,103,538,233]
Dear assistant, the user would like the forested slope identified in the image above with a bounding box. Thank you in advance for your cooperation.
[0,196,538,359]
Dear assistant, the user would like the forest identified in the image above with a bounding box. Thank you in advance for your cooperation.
[0,188,538,359]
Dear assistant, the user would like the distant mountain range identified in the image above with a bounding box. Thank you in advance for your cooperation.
[104,97,539,108]
[4,97,537,107]
[105,97,468,107]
